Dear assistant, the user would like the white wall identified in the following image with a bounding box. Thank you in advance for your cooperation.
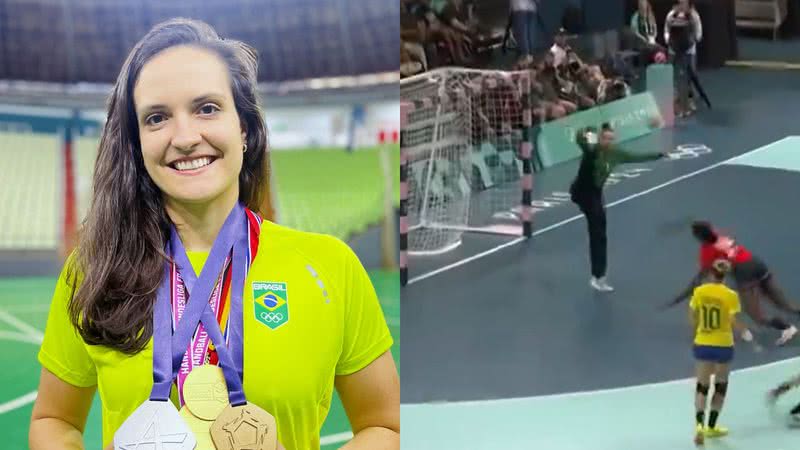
[264,100,399,150]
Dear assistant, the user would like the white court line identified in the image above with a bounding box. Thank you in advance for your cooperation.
[407,136,796,285]
[320,431,354,445]
[0,309,44,415]
[0,304,52,314]
[0,309,355,445]
[403,355,800,407]
[0,391,38,415]
[0,308,44,342]
[0,331,44,345]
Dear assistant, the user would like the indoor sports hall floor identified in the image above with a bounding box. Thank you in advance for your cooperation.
[402,65,800,448]
[0,270,399,449]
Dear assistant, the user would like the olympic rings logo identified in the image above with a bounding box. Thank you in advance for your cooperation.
[667,143,712,160]
[260,312,284,323]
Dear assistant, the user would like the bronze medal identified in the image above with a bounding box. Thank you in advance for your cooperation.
[210,402,277,450]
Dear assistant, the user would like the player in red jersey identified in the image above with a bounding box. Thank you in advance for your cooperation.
[666,221,800,345]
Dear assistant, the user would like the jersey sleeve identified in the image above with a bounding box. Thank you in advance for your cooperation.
[728,291,741,315]
[334,242,394,376]
[37,257,97,387]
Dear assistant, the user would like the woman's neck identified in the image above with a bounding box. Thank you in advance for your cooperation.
[165,188,240,253]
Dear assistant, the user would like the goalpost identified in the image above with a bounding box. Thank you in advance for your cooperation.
[400,68,535,285]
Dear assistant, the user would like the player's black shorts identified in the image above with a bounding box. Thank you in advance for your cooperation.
[733,257,770,288]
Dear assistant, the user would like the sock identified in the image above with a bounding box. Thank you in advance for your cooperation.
[696,411,704,425]
[769,318,790,330]
[708,410,719,428]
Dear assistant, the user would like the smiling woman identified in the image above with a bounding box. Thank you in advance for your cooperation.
[28,18,399,450]
[135,46,254,249]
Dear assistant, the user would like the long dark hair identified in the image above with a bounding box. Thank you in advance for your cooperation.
[691,220,717,244]
[66,18,270,354]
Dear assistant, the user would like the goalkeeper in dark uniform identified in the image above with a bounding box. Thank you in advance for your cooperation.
[570,123,668,292]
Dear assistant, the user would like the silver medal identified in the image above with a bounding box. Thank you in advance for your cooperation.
[114,399,197,450]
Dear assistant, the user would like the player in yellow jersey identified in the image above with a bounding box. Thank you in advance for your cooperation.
[689,259,753,446]
[29,18,399,450]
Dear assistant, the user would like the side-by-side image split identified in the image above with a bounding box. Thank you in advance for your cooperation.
[401,0,800,448]
[2,1,399,449]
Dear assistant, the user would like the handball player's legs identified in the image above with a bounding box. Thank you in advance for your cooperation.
[769,373,800,419]
[576,193,611,291]
[740,282,798,345]
[695,363,712,422]
[707,363,731,436]
[694,358,731,444]
[760,275,800,315]
[694,362,713,445]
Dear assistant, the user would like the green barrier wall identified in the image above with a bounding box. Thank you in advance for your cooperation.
[536,91,663,169]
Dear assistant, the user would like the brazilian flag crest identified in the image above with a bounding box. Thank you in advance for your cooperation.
[252,282,289,330]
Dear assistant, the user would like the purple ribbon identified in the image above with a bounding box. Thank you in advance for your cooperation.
[150,203,248,406]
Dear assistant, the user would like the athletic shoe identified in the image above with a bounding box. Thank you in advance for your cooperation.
[693,424,705,446]
[776,325,798,346]
[590,277,614,292]
[704,425,728,438]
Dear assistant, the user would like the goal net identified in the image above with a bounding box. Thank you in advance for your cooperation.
[400,68,534,256]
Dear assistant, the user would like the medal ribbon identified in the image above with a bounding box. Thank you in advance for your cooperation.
[170,249,230,406]
[150,203,259,404]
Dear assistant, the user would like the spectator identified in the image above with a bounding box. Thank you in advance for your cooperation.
[536,52,577,119]
[510,0,540,64]
[559,52,597,109]
[627,0,667,70]
[631,0,658,46]
[439,0,476,36]
[550,28,570,68]
[401,42,424,78]
[597,74,632,104]
[401,1,429,77]
[402,0,470,67]
[665,0,702,117]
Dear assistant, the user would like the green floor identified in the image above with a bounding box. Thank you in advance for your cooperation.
[0,270,399,449]
[400,137,800,448]
[402,357,800,450]
[271,146,401,241]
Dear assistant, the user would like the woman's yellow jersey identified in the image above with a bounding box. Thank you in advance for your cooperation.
[38,221,393,450]
[689,282,741,347]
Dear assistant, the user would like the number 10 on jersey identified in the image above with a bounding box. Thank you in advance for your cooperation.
[700,305,721,330]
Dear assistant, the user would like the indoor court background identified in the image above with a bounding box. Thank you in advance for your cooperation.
[0,0,399,448]
[401,29,800,450]
[0,272,399,450]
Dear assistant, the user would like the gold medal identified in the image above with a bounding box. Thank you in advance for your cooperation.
[179,406,216,450]
[183,364,230,421]
[210,403,278,450]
